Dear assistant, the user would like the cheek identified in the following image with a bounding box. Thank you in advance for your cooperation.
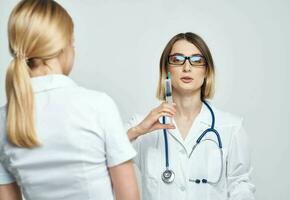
[194,69,206,82]
[193,71,206,89]
[168,68,181,87]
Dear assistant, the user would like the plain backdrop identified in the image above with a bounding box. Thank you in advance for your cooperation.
[1,0,290,199]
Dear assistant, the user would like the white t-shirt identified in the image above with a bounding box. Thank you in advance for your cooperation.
[0,74,136,200]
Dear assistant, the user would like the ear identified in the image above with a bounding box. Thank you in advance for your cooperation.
[28,58,44,69]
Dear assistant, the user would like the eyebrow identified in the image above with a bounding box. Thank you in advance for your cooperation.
[169,53,204,57]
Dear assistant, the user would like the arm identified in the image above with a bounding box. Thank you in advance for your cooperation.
[127,126,144,141]
[0,182,22,200]
[227,121,256,200]
[109,160,139,200]
[99,94,139,199]
[127,102,177,142]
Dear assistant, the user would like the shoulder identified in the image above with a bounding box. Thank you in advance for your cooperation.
[0,105,7,144]
[208,105,248,149]
[72,87,116,109]
[0,105,7,127]
[210,104,243,128]
[74,87,107,100]
[0,105,6,117]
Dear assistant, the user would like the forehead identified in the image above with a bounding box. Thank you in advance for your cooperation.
[170,39,202,55]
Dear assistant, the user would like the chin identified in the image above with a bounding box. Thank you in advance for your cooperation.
[179,83,195,90]
[174,84,201,95]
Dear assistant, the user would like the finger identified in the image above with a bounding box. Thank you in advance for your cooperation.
[154,123,176,130]
[157,108,176,116]
[159,103,177,113]
[144,112,172,126]
[156,112,174,120]
[158,104,176,112]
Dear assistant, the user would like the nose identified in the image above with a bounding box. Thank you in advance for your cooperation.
[182,59,191,72]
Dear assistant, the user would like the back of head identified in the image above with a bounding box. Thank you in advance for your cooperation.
[5,0,74,148]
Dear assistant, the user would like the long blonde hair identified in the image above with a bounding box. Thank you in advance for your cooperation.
[6,0,74,148]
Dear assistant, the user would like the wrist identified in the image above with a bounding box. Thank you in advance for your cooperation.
[128,125,144,141]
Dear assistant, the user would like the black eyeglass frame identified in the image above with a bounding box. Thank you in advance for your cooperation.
[167,53,207,67]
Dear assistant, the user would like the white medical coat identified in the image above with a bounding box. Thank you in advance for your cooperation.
[126,102,255,200]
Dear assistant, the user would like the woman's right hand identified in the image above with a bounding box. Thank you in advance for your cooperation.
[128,102,176,141]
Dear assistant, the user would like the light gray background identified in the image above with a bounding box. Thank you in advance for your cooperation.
[1,0,289,199]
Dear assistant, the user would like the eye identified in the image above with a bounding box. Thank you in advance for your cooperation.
[169,55,185,64]
[190,55,206,65]
[174,55,185,61]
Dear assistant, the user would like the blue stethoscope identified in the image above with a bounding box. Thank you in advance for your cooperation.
[161,100,224,185]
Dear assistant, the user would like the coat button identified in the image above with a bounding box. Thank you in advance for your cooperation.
[180,186,186,191]
[179,149,186,155]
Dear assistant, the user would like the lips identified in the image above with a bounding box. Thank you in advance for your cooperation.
[180,76,193,83]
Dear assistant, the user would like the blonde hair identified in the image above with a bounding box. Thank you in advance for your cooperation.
[5,0,74,148]
[156,32,215,101]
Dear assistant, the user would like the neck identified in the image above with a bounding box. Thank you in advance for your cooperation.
[29,58,63,77]
[172,89,203,120]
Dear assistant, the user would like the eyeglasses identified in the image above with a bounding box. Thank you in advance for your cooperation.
[168,54,207,67]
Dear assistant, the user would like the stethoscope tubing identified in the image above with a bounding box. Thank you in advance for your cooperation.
[162,100,224,185]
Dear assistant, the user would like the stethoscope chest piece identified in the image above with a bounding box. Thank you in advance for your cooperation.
[161,100,223,185]
[162,169,175,184]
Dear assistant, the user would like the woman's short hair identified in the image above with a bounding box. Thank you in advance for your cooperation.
[156,32,215,101]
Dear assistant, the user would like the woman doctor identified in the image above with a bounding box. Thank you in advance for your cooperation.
[0,1,139,200]
[127,32,255,200]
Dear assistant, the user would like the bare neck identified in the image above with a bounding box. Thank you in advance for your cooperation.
[29,58,63,77]
[172,90,203,140]
[173,90,203,119]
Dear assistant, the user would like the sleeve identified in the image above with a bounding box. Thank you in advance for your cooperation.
[100,94,137,167]
[124,114,144,170]
[0,107,16,185]
[227,119,256,200]
[0,162,15,185]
